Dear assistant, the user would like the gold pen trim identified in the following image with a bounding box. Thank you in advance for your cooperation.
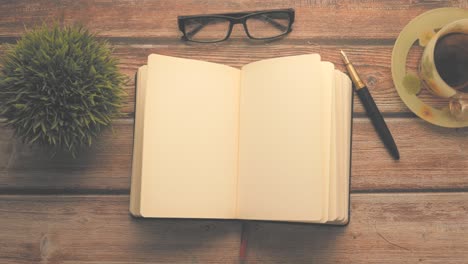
[340,50,366,90]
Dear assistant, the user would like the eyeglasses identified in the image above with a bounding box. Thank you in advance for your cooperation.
[178,9,295,43]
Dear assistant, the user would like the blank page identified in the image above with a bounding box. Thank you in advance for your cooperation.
[319,62,334,223]
[340,71,352,223]
[237,54,332,222]
[335,71,346,221]
[129,65,148,217]
[333,71,352,223]
[328,70,340,222]
[326,71,352,224]
[139,54,240,218]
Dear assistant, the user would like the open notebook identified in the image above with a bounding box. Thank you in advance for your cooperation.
[130,54,353,224]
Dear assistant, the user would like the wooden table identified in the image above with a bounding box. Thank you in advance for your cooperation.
[1,1,468,263]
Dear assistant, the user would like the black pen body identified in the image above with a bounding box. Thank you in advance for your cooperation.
[356,87,400,160]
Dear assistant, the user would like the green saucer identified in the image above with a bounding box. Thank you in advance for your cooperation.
[391,8,468,128]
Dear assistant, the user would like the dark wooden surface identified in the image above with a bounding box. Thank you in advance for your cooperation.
[1,1,467,263]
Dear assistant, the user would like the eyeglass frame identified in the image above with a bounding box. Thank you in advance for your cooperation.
[177,8,295,43]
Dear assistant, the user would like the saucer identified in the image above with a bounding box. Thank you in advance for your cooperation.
[391,8,468,128]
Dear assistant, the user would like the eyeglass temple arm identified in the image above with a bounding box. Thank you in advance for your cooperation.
[185,23,205,39]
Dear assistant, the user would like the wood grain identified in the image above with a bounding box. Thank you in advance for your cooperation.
[0,119,133,192]
[0,43,447,115]
[0,195,241,264]
[243,192,468,263]
[1,193,467,263]
[352,118,468,192]
[1,118,467,193]
[0,0,465,40]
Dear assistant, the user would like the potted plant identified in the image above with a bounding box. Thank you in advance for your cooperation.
[0,24,126,157]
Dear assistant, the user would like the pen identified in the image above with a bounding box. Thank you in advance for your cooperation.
[340,50,400,160]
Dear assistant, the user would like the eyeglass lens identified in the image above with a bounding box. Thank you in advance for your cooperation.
[245,12,291,39]
[184,17,230,42]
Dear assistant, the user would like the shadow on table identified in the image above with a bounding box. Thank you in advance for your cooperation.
[128,216,241,262]
[0,122,132,193]
[129,214,347,262]
[241,220,347,262]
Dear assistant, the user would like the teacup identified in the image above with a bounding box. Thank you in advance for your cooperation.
[420,19,468,98]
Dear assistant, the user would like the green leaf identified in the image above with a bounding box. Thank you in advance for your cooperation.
[29,133,41,144]
[40,122,46,134]
[14,104,26,109]
[51,119,58,130]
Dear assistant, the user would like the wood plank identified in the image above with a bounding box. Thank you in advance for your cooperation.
[242,192,468,263]
[0,43,446,115]
[352,118,468,191]
[1,118,467,192]
[0,195,241,264]
[0,119,133,192]
[0,0,465,39]
[1,193,468,263]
